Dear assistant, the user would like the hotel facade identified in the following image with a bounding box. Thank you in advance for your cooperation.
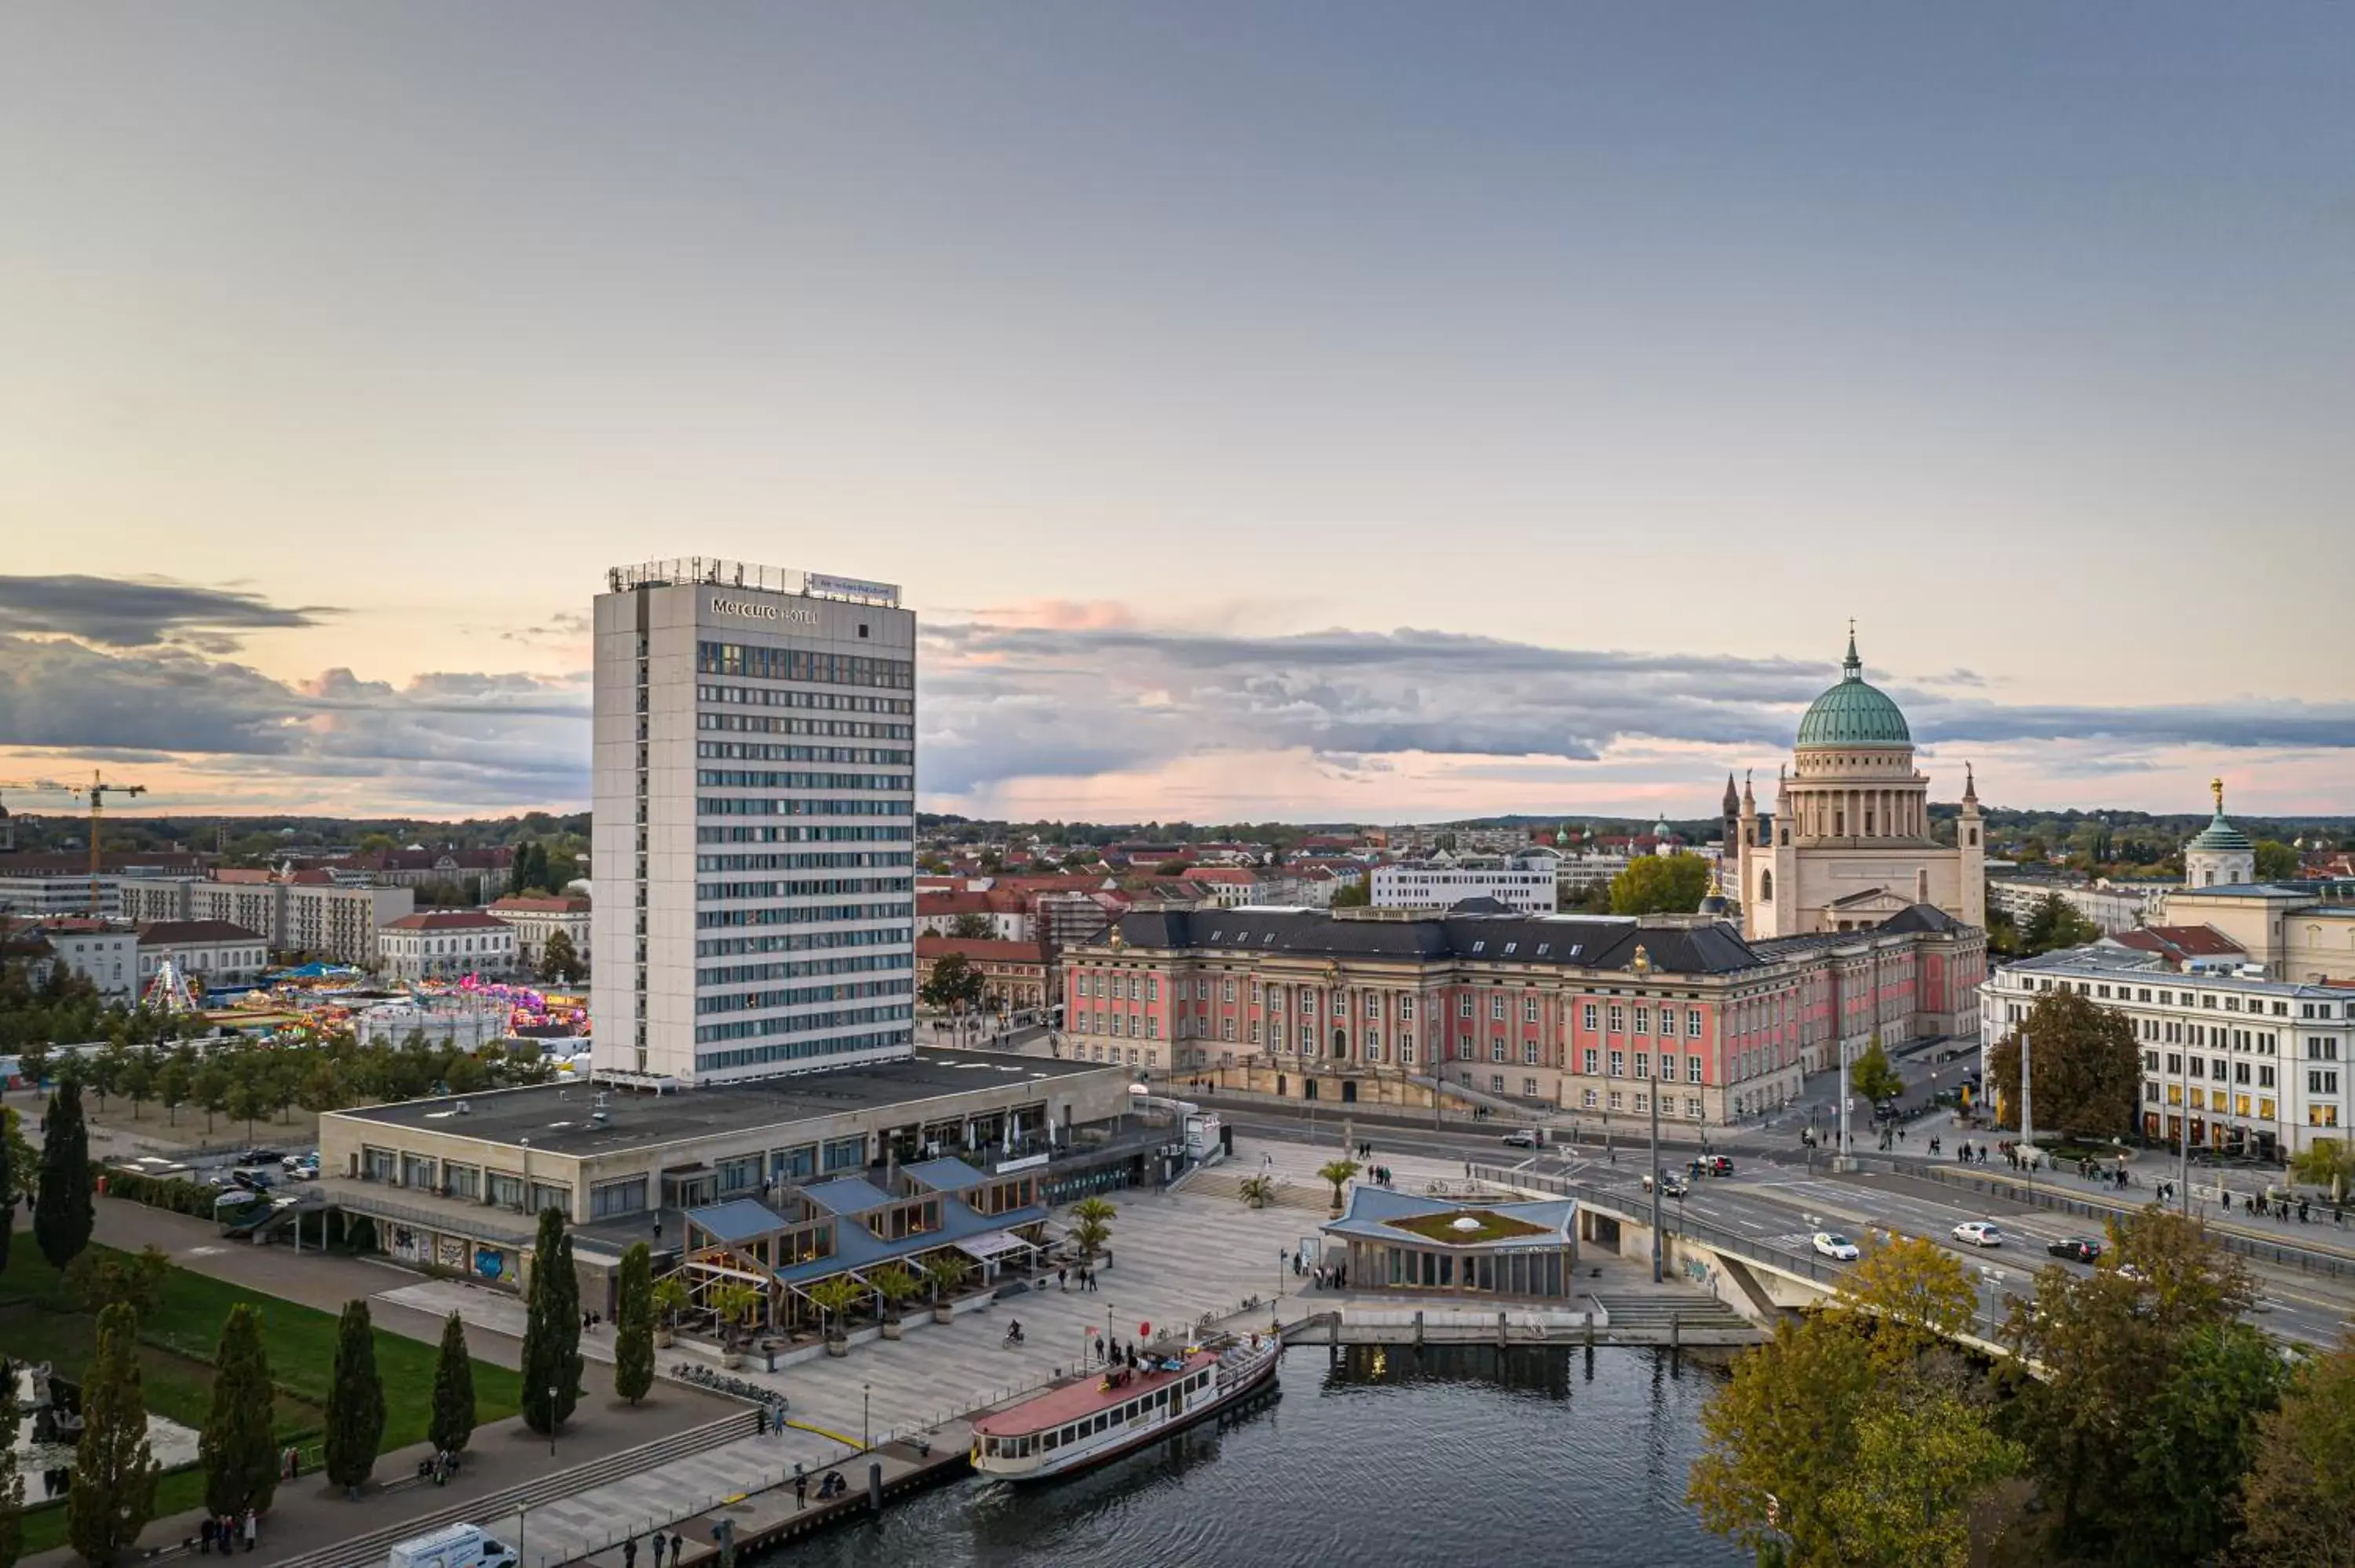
[591,559,917,1087]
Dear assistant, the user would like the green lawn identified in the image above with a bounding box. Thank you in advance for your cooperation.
[2,1243,522,1555]
[1382,1207,1551,1245]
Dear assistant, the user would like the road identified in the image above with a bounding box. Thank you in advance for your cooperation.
[1225,1103,2355,1350]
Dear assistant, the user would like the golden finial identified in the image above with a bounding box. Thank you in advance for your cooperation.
[2211,777,2225,815]
[1631,944,1651,977]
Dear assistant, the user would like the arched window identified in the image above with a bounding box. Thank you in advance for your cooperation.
[1331,1028,1349,1059]
[1759,870,1774,903]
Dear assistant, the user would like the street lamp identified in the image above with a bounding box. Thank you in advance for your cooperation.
[862,1382,871,1450]
[1636,946,1662,1285]
[1277,1245,1287,1300]
[546,1386,556,1457]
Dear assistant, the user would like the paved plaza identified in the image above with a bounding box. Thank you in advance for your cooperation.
[373,1132,1711,1566]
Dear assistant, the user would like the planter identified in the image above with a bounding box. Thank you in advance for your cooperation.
[932,1304,955,1325]
[722,1347,746,1369]
[880,1318,904,1340]
[823,1336,850,1358]
[656,1328,675,1348]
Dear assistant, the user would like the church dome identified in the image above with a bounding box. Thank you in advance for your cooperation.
[2189,779,2251,851]
[1795,633,1911,749]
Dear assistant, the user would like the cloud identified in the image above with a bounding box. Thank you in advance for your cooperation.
[0,574,336,652]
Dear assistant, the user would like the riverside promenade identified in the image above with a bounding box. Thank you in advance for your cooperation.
[369,1133,1736,1568]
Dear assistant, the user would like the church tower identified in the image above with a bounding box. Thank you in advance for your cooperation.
[2184,779,2256,888]
[1959,763,1986,926]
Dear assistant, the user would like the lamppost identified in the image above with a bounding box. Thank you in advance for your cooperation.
[2178,1045,2192,1216]
[862,1382,871,1449]
[546,1385,556,1457]
[1637,946,1663,1284]
[1277,1245,1287,1300]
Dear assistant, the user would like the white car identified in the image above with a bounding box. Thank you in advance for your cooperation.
[1813,1231,1860,1261]
[1952,1221,2004,1248]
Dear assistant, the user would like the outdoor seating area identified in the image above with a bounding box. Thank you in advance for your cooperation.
[670,1157,1050,1344]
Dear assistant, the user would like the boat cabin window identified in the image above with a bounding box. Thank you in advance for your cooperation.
[1043,1430,1060,1450]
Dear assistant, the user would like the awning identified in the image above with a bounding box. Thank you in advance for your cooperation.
[955,1229,1039,1262]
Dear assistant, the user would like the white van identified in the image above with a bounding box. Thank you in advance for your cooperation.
[386,1523,518,1568]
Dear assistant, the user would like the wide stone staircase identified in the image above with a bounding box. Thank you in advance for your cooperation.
[268,1411,761,1568]
[1591,1292,1754,1334]
[1182,1168,1334,1214]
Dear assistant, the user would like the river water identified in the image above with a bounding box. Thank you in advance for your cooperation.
[780,1345,1743,1567]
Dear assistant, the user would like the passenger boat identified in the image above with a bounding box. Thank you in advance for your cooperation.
[970,1331,1282,1482]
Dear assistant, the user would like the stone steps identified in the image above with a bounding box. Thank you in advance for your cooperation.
[1184,1169,1335,1213]
[1591,1293,1752,1333]
[268,1412,761,1568]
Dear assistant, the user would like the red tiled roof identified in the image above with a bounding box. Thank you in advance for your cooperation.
[915,935,1049,965]
[490,895,590,913]
[384,911,509,931]
[136,920,265,946]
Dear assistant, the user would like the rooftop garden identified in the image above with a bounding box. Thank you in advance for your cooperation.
[1382,1208,1551,1245]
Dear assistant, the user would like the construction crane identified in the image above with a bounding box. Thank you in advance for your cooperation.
[0,771,148,914]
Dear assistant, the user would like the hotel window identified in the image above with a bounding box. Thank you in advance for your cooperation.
[1582,1003,1599,1032]
[1490,997,1506,1021]
[1400,996,1415,1022]
[1147,1016,1160,1039]
[1251,980,1262,1004]
[1221,1019,1235,1041]
[1634,1006,1652,1034]
[1659,1052,1677,1081]
[1303,992,1316,1014]
[1523,1041,1539,1066]
[1491,1037,1507,1062]
[1583,1048,1598,1074]
[1147,977,1159,1001]
[1608,1051,1624,1077]
[1689,1057,1703,1083]
[1401,1038,1415,1064]
[1365,994,1379,1019]
[1687,1009,1703,1037]
[1271,1023,1284,1050]
[1608,1005,1626,1033]
[1634,1052,1649,1079]
[1523,997,1539,1023]
[1459,997,1473,1018]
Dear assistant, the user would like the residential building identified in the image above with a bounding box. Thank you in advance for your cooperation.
[915,935,1056,1014]
[1062,901,1982,1122]
[1981,945,2347,1158]
[487,894,593,975]
[1737,630,1987,938]
[135,920,268,989]
[592,558,917,1086]
[2098,924,2250,973]
[916,889,1029,941]
[37,917,138,1001]
[1371,850,1559,915]
[1035,891,1120,953]
[1988,877,2158,936]
[2153,879,2355,984]
[378,910,520,981]
[334,847,517,898]
[0,851,207,918]
[118,873,413,965]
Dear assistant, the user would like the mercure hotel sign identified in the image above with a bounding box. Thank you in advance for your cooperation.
[709,594,820,625]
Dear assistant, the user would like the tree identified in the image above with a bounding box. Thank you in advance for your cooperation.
[1984,988,2141,1140]
[2020,892,2101,955]
[157,1056,192,1126]
[921,1253,969,1310]
[0,1413,20,1568]
[537,928,581,984]
[201,1304,278,1518]
[807,1276,864,1340]
[614,1244,655,1406]
[2253,840,2302,882]
[0,1107,13,1278]
[1068,1195,1117,1261]
[64,1245,171,1320]
[651,1274,690,1337]
[2120,1320,2287,1566]
[2291,1137,2355,1205]
[1608,852,1712,917]
[712,1282,764,1347]
[2233,1333,2355,1567]
[918,953,986,1016]
[1847,1034,1905,1107]
[1817,1387,2021,1568]
[1689,1315,1879,1563]
[323,1299,386,1496]
[1314,1159,1360,1214]
[429,1311,477,1454]
[119,1048,156,1121]
[869,1263,918,1324]
[191,1059,231,1133]
[520,1208,583,1435]
[34,1079,93,1271]
[69,1303,159,1566]
[1327,877,1373,909]
[1237,1173,1276,1209]
[946,912,995,940]
[1835,1234,1977,1358]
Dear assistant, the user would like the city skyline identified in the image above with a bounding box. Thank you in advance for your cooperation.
[4,5,2352,819]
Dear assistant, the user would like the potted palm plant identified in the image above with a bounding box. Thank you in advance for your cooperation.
[651,1274,690,1348]
[1316,1158,1362,1216]
[1068,1195,1117,1266]
[713,1282,763,1368]
[808,1275,864,1357]
[1237,1173,1276,1210]
[921,1253,969,1324]
[870,1263,920,1340]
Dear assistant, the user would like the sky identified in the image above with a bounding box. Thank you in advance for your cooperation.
[2,4,2351,824]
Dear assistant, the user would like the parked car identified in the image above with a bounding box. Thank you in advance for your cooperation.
[1499,1130,1539,1149]
[236,1148,287,1166]
[1642,1172,1689,1198]
[1813,1231,1861,1261]
[1952,1221,2004,1248]
[2046,1238,2103,1263]
[279,1151,319,1172]
[231,1169,276,1192]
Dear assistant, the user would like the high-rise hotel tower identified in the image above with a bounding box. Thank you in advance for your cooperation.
[592,559,917,1086]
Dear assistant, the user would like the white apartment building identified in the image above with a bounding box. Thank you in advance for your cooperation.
[377,910,519,981]
[1982,946,2347,1158]
[487,894,592,975]
[1371,851,1560,915]
[118,874,413,966]
[1987,877,2160,936]
[593,559,917,1086]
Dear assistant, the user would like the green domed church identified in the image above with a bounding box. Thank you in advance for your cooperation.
[1734,629,1987,939]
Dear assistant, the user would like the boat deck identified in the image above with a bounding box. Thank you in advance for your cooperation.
[970,1347,1217,1437]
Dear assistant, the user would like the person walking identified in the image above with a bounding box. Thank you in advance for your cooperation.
[624,1537,639,1568]
[670,1531,685,1567]
[199,1517,216,1555]
[1057,1266,1068,1292]
[794,1463,808,1510]
[245,1508,258,1551]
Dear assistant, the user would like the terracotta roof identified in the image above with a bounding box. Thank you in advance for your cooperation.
[489,895,590,913]
[2113,924,2246,959]
[915,935,1049,965]
[383,911,509,931]
[919,891,995,915]
[213,869,276,884]
[136,920,265,946]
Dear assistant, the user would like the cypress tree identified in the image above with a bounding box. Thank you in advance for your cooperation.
[1,1420,24,1568]
[323,1299,385,1497]
[34,1080,93,1271]
[614,1242,655,1406]
[68,1303,158,1566]
[429,1311,476,1455]
[520,1208,583,1434]
[0,1106,14,1277]
[200,1304,277,1517]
